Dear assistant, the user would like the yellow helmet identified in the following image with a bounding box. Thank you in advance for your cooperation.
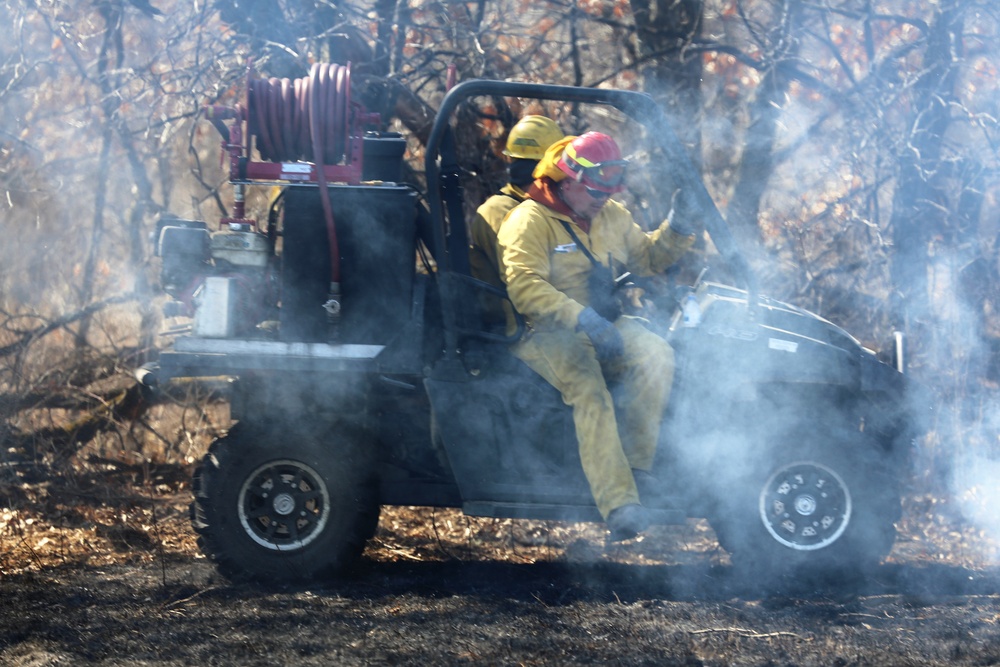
[503,115,564,160]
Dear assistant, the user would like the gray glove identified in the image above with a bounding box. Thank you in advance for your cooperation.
[668,214,703,237]
[576,306,624,362]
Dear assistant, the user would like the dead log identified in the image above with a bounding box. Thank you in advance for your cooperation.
[11,382,151,462]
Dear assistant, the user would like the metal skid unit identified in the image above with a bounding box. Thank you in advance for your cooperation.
[155,63,416,380]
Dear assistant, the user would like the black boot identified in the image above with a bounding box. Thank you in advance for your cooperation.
[633,469,673,508]
[607,503,650,541]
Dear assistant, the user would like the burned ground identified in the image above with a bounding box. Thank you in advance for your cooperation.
[2,459,1000,666]
[3,557,1000,666]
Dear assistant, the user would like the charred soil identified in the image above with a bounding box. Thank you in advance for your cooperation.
[2,459,1000,666]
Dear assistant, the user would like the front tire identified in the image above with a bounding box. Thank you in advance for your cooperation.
[190,422,380,583]
[709,427,899,589]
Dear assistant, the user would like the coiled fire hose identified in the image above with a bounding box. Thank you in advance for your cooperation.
[247,63,351,291]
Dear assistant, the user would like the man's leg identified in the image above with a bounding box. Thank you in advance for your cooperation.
[606,318,675,472]
[512,329,640,519]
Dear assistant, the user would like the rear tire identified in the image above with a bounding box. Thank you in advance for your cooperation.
[190,422,380,583]
[709,426,899,590]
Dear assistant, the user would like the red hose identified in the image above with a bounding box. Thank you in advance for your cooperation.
[248,63,353,282]
[248,63,351,164]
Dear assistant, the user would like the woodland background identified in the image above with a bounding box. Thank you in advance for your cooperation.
[2,0,1000,570]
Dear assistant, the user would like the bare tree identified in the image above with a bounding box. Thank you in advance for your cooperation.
[4,0,1000,471]
[0,0,242,460]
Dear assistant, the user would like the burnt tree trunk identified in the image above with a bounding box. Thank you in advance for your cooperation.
[632,0,704,162]
[631,0,704,225]
[724,1,801,255]
[77,1,125,348]
[887,1,965,348]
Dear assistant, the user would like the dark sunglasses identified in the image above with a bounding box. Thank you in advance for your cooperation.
[584,185,611,200]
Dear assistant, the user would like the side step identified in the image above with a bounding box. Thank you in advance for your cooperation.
[463,501,687,525]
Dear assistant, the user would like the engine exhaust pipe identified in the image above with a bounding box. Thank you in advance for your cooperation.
[134,362,159,392]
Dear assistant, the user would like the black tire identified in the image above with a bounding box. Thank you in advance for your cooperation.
[190,422,380,583]
[709,426,900,590]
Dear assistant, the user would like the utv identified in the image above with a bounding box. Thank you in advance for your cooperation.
[149,69,917,586]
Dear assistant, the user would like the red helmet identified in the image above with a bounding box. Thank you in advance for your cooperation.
[556,132,628,193]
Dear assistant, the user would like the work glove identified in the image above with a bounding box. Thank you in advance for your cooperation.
[576,306,624,362]
[668,214,703,237]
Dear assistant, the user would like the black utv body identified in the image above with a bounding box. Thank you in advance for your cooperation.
[152,77,917,586]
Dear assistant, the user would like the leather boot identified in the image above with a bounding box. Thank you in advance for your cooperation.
[607,503,650,541]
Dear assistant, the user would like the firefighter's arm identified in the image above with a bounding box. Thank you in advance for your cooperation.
[614,202,696,275]
[499,210,584,330]
[647,222,697,272]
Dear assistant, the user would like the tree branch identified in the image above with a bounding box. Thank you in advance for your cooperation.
[0,294,138,360]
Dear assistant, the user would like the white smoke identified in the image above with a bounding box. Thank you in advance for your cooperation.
[906,246,1000,566]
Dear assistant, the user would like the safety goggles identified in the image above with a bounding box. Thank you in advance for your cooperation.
[566,157,629,190]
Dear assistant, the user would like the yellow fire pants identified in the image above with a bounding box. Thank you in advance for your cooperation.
[512,316,674,519]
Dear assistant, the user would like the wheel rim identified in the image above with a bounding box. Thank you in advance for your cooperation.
[238,459,331,551]
[758,460,851,551]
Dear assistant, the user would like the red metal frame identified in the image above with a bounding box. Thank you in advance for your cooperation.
[203,72,382,189]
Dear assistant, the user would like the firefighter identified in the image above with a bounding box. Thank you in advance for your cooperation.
[469,115,564,326]
[497,131,700,540]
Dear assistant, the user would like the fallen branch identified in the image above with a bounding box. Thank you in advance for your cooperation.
[0,293,138,359]
[688,627,810,641]
[14,382,150,461]
[1,379,139,415]
[160,586,224,612]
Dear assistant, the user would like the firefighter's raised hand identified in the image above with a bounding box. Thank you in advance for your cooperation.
[668,214,704,237]
[576,306,624,362]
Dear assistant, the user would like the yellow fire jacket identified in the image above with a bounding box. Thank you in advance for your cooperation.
[469,183,527,289]
[498,198,695,332]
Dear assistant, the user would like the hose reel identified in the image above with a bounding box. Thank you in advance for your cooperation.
[248,62,353,166]
[205,62,382,288]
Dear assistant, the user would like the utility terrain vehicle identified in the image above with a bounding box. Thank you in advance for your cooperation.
[149,68,916,585]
